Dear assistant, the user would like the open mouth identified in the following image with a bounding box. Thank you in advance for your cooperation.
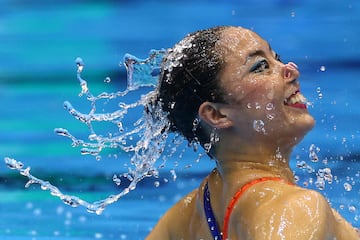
[284,90,307,109]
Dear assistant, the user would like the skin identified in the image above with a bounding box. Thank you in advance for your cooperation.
[146,27,359,240]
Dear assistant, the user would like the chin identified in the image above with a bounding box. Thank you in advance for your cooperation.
[286,114,315,146]
[285,106,316,133]
[298,113,316,133]
[266,113,315,149]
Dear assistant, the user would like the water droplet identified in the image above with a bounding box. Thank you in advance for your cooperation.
[306,165,315,173]
[104,77,111,83]
[309,144,319,162]
[265,103,274,110]
[296,160,307,169]
[344,182,352,191]
[192,118,200,132]
[315,178,325,190]
[204,143,212,153]
[54,128,70,137]
[253,120,266,134]
[348,205,356,212]
[75,57,84,72]
[315,167,333,190]
[169,102,176,109]
[316,87,323,99]
[275,148,283,160]
[294,175,300,182]
[266,113,275,120]
[4,157,23,169]
[75,57,84,66]
[170,169,177,181]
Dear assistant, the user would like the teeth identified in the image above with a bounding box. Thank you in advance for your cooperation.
[285,92,307,105]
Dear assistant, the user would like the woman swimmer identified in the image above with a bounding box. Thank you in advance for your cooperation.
[146,26,360,239]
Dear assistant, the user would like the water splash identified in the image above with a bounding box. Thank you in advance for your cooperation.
[124,49,166,91]
[4,49,191,214]
[5,157,115,214]
[58,52,168,156]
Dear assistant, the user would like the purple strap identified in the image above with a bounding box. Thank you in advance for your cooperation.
[203,182,222,240]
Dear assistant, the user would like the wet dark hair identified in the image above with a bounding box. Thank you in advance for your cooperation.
[156,26,228,149]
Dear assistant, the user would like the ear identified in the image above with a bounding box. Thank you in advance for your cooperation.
[198,102,233,129]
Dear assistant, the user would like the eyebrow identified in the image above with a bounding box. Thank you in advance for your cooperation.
[248,49,266,58]
[245,44,273,64]
[250,44,272,56]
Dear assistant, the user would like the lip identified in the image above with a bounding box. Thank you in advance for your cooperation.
[284,90,308,109]
[287,102,307,109]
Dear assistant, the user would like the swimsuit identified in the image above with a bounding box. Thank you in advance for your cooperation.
[203,176,293,240]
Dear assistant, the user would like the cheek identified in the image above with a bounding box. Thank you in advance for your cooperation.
[264,81,276,101]
[223,74,283,119]
[241,78,279,110]
[245,81,284,133]
[223,68,250,100]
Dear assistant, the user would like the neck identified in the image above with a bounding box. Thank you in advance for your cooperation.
[214,145,295,184]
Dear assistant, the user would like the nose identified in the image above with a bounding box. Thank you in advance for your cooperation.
[283,62,300,82]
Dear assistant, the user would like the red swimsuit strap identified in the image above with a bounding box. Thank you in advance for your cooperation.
[222,177,293,240]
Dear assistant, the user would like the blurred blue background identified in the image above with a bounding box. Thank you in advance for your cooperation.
[1,0,359,239]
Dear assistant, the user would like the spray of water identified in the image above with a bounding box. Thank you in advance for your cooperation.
[3,49,194,215]
[5,49,358,222]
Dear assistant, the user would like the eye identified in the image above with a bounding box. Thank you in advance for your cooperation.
[250,59,269,73]
[275,53,282,63]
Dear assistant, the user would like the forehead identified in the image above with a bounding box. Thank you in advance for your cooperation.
[216,27,269,61]
[215,28,272,100]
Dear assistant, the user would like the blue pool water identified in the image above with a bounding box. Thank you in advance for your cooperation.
[1,1,360,239]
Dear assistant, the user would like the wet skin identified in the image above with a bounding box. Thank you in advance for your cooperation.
[213,27,315,157]
[147,27,359,240]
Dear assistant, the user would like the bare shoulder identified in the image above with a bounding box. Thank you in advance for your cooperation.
[146,189,199,240]
[283,187,359,239]
[331,207,360,239]
[238,183,358,239]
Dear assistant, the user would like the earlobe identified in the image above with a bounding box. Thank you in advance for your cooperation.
[198,102,233,129]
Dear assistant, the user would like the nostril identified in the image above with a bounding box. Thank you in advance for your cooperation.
[284,67,292,79]
[283,62,299,81]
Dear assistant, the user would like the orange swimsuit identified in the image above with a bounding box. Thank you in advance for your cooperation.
[203,176,293,240]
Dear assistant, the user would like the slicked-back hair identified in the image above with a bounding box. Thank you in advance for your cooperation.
[157,26,229,149]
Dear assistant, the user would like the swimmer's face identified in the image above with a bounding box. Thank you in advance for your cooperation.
[217,27,315,147]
